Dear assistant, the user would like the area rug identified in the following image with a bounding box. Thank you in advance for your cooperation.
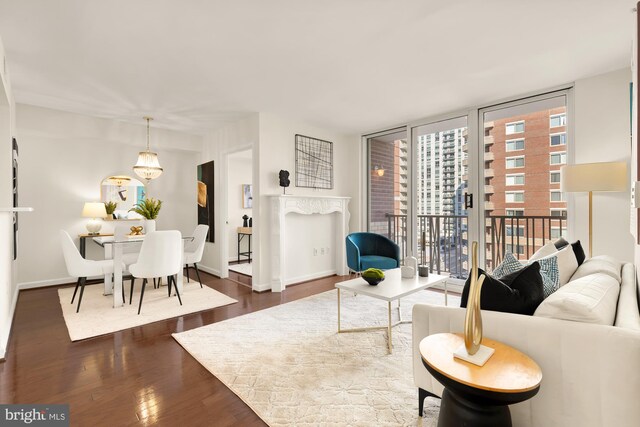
[228,262,252,276]
[59,281,237,341]
[173,288,460,426]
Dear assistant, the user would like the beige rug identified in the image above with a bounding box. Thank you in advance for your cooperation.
[59,281,237,341]
[173,288,461,426]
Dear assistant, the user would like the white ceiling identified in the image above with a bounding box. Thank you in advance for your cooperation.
[0,0,635,136]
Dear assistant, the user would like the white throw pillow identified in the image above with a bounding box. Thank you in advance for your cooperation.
[534,273,620,325]
[537,245,578,286]
[529,241,558,262]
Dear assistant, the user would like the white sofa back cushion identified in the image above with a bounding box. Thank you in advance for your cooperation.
[615,263,640,330]
[571,255,622,283]
[534,273,620,325]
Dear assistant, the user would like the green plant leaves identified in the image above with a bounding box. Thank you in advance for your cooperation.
[129,197,162,219]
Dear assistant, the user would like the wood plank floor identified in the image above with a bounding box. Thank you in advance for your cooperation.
[0,271,341,426]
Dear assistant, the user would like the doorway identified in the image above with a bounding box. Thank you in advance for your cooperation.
[226,149,253,287]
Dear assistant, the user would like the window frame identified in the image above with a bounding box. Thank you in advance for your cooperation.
[505,120,525,135]
[550,171,561,184]
[549,132,566,147]
[505,138,525,152]
[549,151,566,165]
[506,173,525,186]
[550,190,564,202]
[505,155,525,169]
[549,113,566,128]
[505,190,525,203]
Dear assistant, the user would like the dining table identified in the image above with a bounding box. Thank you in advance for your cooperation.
[93,234,193,308]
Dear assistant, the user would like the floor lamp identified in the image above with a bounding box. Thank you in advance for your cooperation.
[560,161,627,257]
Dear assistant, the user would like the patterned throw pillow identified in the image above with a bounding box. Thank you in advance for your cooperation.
[492,252,560,299]
[536,255,560,298]
[492,252,523,278]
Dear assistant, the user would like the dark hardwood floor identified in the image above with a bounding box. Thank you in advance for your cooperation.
[0,271,340,426]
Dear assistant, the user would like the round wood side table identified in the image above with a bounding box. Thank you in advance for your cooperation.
[420,333,542,427]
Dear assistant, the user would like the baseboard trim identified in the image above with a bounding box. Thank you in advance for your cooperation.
[251,282,271,292]
[284,270,336,286]
[196,264,221,279]
[18,276,80,290]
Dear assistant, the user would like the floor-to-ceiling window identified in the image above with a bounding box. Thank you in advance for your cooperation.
[365,90,571,281]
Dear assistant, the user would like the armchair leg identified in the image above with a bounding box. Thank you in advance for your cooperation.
[193,263,203,287]
[138,278,147,315]
[418,387,439,416]
[71,278,81,304]
[76,277,87,313]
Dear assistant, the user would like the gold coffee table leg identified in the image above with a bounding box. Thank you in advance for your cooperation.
[388,301,392,353]
[337,288,341,332]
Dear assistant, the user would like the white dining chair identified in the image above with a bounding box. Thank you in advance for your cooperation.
[183,224,209,287]
[60,230,122,313]
[129,230,183,315]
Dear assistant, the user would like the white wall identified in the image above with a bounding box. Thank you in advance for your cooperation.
[16,104,201,287]
[199,114,259,280]
[227,150,252,262]
[0,35,17,359]
[258,113,360,290]
[573,68,634,262]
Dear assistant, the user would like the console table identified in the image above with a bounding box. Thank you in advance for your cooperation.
[237,227,252,263]
[420,333,542,427]
[78,233,113,258]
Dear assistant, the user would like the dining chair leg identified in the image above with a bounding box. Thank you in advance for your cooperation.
[173,275,183,306]
[71,278,81,304]
[138,278,148,315]
[167,275,172,297]
[193,263,203,288]
[185,264,190,283]
[76,277,87,313]
[130,278,135,305]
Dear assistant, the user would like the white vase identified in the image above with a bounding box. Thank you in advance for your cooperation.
[144,219,156,233]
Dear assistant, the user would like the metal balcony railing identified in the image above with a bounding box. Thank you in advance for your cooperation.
[384,213,567,279]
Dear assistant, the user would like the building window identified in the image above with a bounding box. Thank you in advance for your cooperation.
[506,244,525,255]
[550,171,561,183]
[505,121,525,135]
[550,152,566,165]
[550,209,567,217]
[506,156,525,169]
[550,227,563,239]
[550,191,564,202]
[506,226,526,237]
[506,138,525,151]
[506,192,525,203]
[506,174,525,186]
[506,209,524,216]
[550,113,566,128]
[550,133,566,146]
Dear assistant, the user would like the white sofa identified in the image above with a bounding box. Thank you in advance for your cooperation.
[412,256,640,427]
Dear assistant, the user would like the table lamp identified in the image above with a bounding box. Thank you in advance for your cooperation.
[560,161,627,257]
[82,202,108,235]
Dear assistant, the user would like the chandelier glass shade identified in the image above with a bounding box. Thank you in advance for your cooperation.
[133,117,163,182]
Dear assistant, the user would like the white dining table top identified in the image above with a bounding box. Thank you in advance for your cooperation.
[92,235,193,246]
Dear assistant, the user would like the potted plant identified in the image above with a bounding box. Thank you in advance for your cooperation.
[129,197,162,233]
[104,201,118,220]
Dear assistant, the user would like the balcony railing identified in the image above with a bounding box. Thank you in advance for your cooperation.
[384,213,567,280]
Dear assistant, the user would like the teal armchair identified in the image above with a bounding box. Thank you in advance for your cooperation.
[345,232,401,273]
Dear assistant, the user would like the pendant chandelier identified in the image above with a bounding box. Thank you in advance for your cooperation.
[133,117,163,182]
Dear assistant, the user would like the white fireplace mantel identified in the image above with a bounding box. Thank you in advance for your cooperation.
[269,195,351,292]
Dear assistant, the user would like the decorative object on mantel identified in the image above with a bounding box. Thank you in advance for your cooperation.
[242,214,249,227]
[560,161,627,257]
[278,170,290,194]
[82,202,108,235]
[454,241,493,366]
[133,117,163,183]
[362,268,385,286]
[294,134,333,189]
[129,226,143,236]
[197,161,215,243]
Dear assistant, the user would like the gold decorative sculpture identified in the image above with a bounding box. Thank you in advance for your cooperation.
[464,241,486,355]
[129,226,144,236]
[453,241,494,366]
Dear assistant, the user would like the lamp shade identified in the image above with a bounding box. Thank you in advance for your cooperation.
[133,151,163,182]
[82,202,107,218]
[560,162,628,193]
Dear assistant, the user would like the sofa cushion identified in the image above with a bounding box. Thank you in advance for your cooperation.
[571,255,622,283]
[493,252,559,298]
[461,264,544,315]
[359,255,398,270]
[492,252,523,277]
[537,245,578,286]
[534,273,620,325]
[553,238,586,266]
[614,263,640,330]
[530,241,557,261]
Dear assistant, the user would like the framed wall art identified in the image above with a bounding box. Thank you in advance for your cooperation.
[295,134,333,189]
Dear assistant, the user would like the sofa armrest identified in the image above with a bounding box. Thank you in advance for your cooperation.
[412,304,640,427]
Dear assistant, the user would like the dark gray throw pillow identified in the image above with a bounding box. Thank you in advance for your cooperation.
[460,262,544,316]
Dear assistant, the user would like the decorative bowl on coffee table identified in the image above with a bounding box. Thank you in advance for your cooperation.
[363,276,385,286]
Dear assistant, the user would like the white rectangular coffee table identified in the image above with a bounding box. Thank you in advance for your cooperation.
[335,268,447,353]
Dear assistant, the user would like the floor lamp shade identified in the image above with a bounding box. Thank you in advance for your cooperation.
[560,161,627,257]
